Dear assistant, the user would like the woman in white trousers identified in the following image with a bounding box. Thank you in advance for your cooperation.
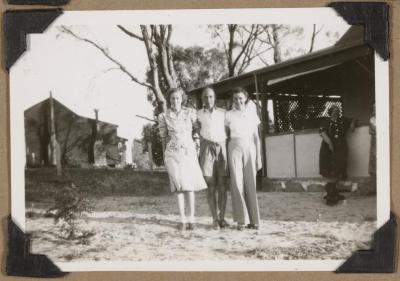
[225,87,262,230]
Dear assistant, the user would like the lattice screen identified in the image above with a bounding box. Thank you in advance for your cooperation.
[273,96,342,133]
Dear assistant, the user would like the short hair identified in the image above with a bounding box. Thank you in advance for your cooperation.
[165,88,184,108]
[230,87,249,100]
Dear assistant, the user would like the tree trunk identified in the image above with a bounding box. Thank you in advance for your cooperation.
[227,25,236,77]
[141,25,167,112]
[153,26,177,90]
[166,26,178,81]
[49,92,62,175]
[272,25,282,64]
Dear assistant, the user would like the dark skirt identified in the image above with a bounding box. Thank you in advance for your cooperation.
[319,141,348,179]
[369,135,376,175]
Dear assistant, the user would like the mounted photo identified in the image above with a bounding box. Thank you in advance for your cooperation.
[9,8,390,271]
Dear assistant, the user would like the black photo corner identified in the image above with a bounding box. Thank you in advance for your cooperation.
[6,216,68,277]
[3,1,397,277]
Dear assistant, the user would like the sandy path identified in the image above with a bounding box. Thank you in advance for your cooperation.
[26,192,376,262]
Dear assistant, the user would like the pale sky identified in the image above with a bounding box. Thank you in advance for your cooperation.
[11,23,349,163]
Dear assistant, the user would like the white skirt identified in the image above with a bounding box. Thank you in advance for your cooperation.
[164,141,207,193]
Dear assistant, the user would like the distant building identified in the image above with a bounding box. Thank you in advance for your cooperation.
[24,97,127,168]
[131,139,150,169]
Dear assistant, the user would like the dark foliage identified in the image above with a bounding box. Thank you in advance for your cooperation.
[46,181,94,240]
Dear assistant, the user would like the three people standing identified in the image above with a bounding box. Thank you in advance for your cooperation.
[159,86,262,231]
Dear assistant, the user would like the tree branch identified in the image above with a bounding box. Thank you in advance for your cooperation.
[213,28,229,60]
[231,25,256,72]
[259,55,270,66]
[61,26,155,91]
[309,24,325,53]
[117,25,144,41]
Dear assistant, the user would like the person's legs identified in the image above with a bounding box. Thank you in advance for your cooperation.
[185,191,195,230]
[200,141,219,228]
[243,143,260,227]
[176,192,186,229]
[205,176,219,226]
[216,145,229,227]
[216,176,228,227]
[228,141,248,229]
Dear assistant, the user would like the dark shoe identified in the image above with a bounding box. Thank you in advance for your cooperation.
[219,219,229,229]
[324,182,341,206]
[186,223,195,231]
[335,193,346,201]
[212,220,220,230]
[178,222,186,231]
[237,224,245,231]
[247,224,259,230]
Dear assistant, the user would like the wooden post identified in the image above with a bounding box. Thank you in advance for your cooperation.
[147,142,153,170]
[254,74,267,177]
[49,92,62,176]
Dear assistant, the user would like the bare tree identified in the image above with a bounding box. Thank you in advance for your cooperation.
[60,25,180,113]
[257,25,289,64]
[210,24,272,77]
[249,24,329,66]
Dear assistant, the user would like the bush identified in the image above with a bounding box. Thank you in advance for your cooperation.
[47,182,94,240]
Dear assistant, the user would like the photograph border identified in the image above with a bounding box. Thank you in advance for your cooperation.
[1,0,396,276]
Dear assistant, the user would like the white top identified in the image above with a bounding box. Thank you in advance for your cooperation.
[225,106,260,139]
[197,107,227,142]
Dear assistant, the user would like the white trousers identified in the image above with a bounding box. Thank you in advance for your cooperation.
[228,138,260,225]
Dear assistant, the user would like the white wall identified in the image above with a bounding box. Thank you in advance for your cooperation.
[265,125,371,178]
[347,126,371,177]
[295,133,322,177]
[265,134,296,178]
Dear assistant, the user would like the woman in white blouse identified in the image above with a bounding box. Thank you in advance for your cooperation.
[225,87,262,230]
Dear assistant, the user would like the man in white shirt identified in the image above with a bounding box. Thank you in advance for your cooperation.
[197,87,229,229]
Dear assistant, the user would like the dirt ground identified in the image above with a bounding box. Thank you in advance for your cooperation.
[25,191,376,262]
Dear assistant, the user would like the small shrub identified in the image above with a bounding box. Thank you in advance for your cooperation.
[47,182,94,240]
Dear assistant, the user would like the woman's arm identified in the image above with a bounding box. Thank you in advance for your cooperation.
[189,108,200,137]
[320,131,334,152]
[253,127,262,171]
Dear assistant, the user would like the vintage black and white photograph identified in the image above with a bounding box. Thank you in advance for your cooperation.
[9,9,390,271]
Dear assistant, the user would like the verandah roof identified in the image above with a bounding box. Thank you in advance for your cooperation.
[188,27,372,100]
